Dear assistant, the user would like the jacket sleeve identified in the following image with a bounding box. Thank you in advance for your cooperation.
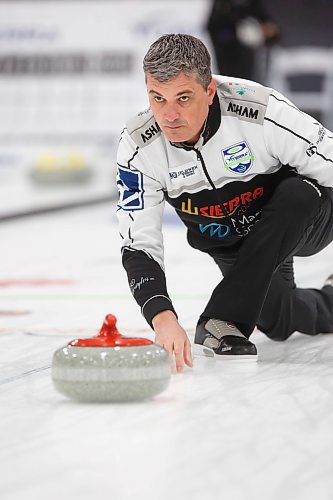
[116,129,177,328]
[263,89,333,188]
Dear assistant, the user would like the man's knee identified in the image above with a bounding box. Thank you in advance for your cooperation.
[272,177,322,219]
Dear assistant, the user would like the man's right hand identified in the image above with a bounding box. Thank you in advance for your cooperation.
[152,310,193,373]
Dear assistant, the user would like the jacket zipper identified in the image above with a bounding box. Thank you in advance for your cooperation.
[194,148,216,190]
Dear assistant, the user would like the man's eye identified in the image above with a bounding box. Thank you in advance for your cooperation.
[154,96,164,102]
[179,96,189,102]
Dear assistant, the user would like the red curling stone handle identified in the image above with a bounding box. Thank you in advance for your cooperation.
[68,314,153,347]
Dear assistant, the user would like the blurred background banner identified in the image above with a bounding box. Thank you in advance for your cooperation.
[1,0,332,220]
[0,0,212,219]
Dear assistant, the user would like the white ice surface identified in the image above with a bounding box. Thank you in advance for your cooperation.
[1,203,333,500]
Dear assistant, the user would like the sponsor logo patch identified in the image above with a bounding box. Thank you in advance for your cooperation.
[129,276,155,294]
[227,102,259,120]
[227,82,255,96]
[140,122,160,143]
[199,223,230,238]
[117,165,144,210]
[306,145,317,157]
[222,141,254,174]
[306,124,326,157]
[169,165,198,179]
[181,186,263,218]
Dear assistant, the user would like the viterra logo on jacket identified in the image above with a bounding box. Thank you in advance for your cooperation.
[222,141,254,175]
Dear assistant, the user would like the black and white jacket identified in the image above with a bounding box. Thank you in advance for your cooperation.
[116,75,333,326]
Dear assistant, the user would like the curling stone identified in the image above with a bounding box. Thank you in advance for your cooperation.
[30,150,92,185]
[52,314,170,402]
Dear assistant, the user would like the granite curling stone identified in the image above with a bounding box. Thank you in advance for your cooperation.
[30,150,93,185]
[52,314,171,402]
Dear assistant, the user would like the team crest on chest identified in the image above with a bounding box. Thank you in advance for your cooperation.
[221,141,254,175]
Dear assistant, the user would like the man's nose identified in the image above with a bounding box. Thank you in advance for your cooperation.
[163,104,180,123]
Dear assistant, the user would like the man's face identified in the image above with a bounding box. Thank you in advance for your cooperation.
[146,71,216,145]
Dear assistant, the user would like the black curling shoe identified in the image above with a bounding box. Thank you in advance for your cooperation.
[193,319,258,361]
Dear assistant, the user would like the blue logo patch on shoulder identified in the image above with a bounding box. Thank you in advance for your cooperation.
[117,165,144,210]
[222,141,254,175]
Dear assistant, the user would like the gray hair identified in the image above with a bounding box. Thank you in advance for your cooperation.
[143,33,212,90]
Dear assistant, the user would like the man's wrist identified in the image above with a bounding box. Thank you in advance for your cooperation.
[152,310,177,328]
[142,295,177,328]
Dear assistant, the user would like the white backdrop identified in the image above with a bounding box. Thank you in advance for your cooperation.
[0,0,213,217]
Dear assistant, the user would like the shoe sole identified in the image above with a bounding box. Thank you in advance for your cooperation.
[193,343,258,361]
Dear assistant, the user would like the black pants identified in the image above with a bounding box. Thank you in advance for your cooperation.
[200,177,333,340]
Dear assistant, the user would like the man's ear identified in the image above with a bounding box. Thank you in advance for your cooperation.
[207,78,217,105]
